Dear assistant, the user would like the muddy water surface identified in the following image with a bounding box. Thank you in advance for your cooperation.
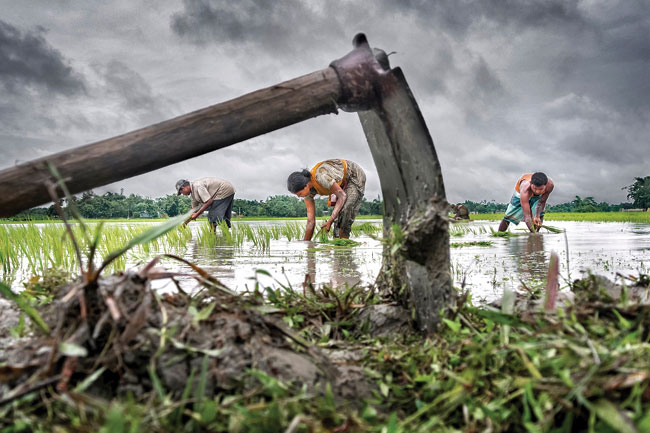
[449,220,650,303]
[4,220,649,303]
[151,220,650,303]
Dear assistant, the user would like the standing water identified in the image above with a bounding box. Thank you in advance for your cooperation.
[2,219,649,303]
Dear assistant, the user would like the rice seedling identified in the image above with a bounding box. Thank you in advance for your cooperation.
[490,227,522,238]
[282,222,306,241]
[450,240,493,248]
[350,221,381,237]
[3,218,383,281]
[0,220,195,284]
[513,224,563,234]
[538,224,563,233]
[320,239,361,247]
[193,220,377,251]
[448,225,469,237]
[449,224,487,237]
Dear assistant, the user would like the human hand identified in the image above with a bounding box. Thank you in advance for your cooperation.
[533,217,542,227]
[321,220,332,232]
[191,212,200,220]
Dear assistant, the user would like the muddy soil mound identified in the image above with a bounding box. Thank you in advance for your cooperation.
[0,270,363,401]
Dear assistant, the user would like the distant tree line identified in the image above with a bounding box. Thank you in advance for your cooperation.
[456,200,508,214]
[8,176,648,219]
[233,196,383,218]
[9,191,384,220]
[459,197,639,214]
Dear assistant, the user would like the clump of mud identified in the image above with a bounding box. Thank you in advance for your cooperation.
[0,269,374,403]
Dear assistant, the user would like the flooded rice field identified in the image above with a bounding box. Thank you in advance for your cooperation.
[2,219,649,303]
[450,220,650,303]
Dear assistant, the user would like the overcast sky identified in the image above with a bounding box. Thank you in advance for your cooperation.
[1,0,649,205]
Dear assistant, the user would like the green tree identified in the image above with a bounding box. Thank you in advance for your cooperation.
[625,176,650,209]
[571,196,598,212]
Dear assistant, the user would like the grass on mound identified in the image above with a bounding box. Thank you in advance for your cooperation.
[2,269,649,432]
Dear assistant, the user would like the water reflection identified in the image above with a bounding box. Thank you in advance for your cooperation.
[302,241,363,290]
[304,242,317,290]
[193,244,236,283]
[508,233,548,282]
[327,248,361,289]
[10,219,648,303]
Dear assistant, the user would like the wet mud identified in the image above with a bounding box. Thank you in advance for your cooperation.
[0,270,375,405]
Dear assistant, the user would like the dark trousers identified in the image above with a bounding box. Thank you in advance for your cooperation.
[207,194,234,228]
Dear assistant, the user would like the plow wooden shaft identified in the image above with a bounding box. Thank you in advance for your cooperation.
[0,68,341,217]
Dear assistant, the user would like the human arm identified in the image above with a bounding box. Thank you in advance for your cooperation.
[303,198,316,241]
[519,181,536,232]
[321,182,347,233]
[534,180,554,227]
[188,182,215,221]
[191,198,214,221]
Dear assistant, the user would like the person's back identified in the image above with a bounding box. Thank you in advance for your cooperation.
[176,177,236,229]
[189,177,235,210]
[287,159,366,239]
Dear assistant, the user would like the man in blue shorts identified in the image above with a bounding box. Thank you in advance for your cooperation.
[498,172,554,232]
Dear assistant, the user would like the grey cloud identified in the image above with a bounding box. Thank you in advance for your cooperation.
[171,0,285,43]
[170,0,345,54]
[0,20,178,160]
[2,1,649,205]
[537,93,649,165]
[542,94,614,121]
[0,20,93,141]
[384,0,585,37]
[93,60,178,126]
[461,56,511,131]
[0,20,86,96]
[0,134,62,169]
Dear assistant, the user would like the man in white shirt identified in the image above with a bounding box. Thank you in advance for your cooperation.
[175,177,236,229]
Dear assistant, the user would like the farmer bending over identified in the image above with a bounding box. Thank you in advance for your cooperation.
[499,172,554,232]
[287,159,366,240]
[175,177,235,229]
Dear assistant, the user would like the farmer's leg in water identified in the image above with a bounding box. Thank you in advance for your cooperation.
[500,193,524,232]
[336,168,366,238]
[208,194,235,229]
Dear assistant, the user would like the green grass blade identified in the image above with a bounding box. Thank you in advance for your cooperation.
[0,281,50,334]
[193,355,210,415]
[87,221,105,271]
[539,224,563,233]
[73,367,106,393]
[148,363,167,402]
[591,399,638,433]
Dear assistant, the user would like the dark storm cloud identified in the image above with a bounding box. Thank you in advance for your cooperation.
[94,60,178,126]
[170,0,344,53]
[0,19,92,145]
[2,1,649,204]
[0,18,178,147]
[384,0,585,36]
[460,56,511,132]
[0,20,86,96]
